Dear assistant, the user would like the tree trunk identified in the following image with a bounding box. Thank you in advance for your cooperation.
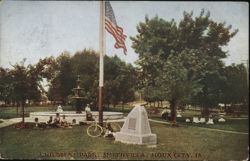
[21,100,25,123]
[202,105,210,119]
[16,102,19,116]
[170,99,177,124]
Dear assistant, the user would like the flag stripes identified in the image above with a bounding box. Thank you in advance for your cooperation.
[105,1,127,54]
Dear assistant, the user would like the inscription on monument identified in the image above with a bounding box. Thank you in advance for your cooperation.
[128,118,136,130]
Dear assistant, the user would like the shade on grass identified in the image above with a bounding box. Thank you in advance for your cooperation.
[0,122,248,160]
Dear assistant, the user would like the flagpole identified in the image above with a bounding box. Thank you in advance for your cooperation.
[99,0,105,126]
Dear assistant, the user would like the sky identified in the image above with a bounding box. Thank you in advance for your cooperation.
[0,1,249,68]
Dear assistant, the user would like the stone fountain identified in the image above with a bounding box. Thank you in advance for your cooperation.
[71,75,84,113]
[29,76,124,124]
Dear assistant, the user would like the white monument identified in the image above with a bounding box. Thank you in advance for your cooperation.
[185,118,191,123]
[218,118,226,122]
[56,105,63,113]
[206,118,214,124]
[115,105,157,145]
[200,117,206,123]
[177,111,182,117]
[193,117,200,123]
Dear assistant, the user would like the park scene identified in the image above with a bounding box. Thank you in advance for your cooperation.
[0,1,249,160]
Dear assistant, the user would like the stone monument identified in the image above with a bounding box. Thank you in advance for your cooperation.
[218,112,226,122]
[193,117,200,123]
[185,118,191,123]
[199,117,206,123]
[218,118,226,122]
[115,105,157,145]
[176,111,182,117]
[206,118,214,124]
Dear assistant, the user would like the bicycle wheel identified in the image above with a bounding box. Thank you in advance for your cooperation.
[87,124,103,137]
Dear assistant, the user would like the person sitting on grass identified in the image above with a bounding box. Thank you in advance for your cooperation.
[104,123,114,138]
[61,115,67,126]
[51,113,61,128]
[60,115,72,128]
[72,119,76,125]
[33,118,46,128]
[47,116,53,124]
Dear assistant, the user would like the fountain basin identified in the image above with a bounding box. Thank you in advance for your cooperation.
[29,111,124,124]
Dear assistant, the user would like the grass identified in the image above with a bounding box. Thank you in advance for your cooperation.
[0,122,248,160]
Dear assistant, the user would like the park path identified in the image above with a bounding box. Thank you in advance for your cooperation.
[148,119,249,135]
[0,117,32,128]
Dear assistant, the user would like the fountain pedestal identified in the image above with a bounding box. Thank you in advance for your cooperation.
[71,75,85,113]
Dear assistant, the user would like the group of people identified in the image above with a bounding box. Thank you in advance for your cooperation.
[47,113,72,128]
[45,104,93,128]
[40,104,114,137]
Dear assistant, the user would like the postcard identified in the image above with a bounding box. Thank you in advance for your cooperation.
[0,1,248,160]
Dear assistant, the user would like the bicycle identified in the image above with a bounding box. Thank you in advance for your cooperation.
[86,119,121,137]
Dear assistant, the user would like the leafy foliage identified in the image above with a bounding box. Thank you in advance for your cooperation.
[131,9,239,119]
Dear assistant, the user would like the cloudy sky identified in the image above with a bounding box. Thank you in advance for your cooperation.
[0,1,248,68]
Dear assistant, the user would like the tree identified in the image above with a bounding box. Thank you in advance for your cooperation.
[156,49,204,123]
[47,52,75,104]
[46,49,136,109]
[220,64,248,112]
[0,67,13,105]
[131,9,238,122]
[71,49,99,107]
[8,59,42,124]
[104,55,136,108]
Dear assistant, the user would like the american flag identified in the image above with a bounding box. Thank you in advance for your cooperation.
[105,1,127,55]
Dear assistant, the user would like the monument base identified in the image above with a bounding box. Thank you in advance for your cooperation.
[115,132,157,145]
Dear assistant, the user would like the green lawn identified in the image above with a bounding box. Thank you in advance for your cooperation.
[0,122,248,160]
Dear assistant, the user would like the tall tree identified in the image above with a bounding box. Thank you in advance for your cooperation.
[71,49,99,107]
[46,49,136,109]
[131,9,238,122]
[104,55,136,108]
[156,49,204,123]
[220,64,248,111]
[0,68,13,104]
[8,59,43,124]
[47,52,75,104]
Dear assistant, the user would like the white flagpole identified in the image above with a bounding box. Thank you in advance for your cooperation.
[98,0,105,126]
